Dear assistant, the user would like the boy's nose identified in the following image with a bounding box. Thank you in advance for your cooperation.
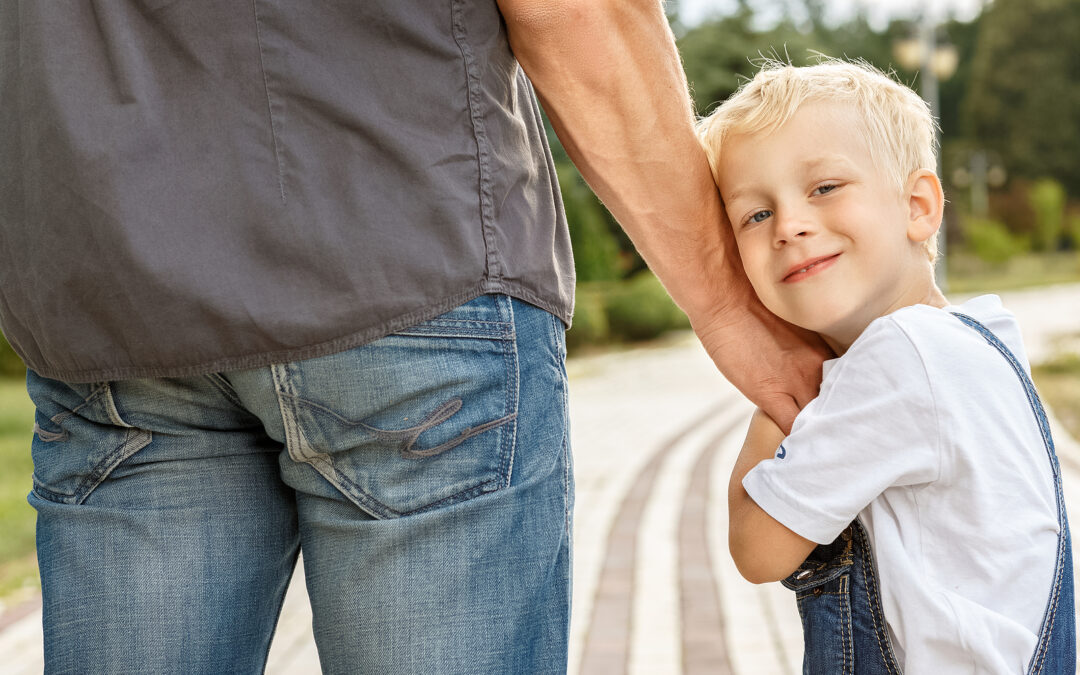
[772,214,814,247]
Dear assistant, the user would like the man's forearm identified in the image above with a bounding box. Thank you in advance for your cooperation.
[497,0,736,321]
[498,0,831,430]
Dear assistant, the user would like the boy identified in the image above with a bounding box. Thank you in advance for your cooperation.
[697,60,1075,673]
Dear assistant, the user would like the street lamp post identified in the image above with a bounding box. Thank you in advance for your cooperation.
[894,12,958,291]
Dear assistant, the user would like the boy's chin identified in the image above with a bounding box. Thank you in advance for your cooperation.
[767,303,826,335]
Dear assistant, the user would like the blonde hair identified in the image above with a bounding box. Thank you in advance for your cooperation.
[696,58,940,261]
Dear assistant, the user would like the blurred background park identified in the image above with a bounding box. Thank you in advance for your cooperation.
[2,0,1080,662]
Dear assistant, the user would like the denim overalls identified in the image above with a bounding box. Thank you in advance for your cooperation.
[781,313,1076,674]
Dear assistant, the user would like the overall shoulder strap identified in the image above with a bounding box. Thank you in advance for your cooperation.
[950,311,1073,674]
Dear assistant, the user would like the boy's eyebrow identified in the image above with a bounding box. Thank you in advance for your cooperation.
[724,185,752,203]
[798,154,857,171]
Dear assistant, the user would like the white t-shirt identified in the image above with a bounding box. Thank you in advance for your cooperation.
[743,295,1060,673]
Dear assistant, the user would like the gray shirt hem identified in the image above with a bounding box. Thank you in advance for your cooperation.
[22,282,573,384]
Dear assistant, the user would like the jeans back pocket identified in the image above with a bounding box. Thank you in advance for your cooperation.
[273,294,519,518]
[27,373,153,505]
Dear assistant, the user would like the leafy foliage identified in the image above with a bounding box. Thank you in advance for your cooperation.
[963,0,1080,194]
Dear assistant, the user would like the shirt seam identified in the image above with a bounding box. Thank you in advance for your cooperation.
[251,0,288,204]
[450,0,501,282]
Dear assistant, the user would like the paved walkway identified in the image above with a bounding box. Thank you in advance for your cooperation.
[2,284,1080,673]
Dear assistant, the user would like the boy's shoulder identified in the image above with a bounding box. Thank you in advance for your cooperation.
[850,295,1018,358]
[826,294,1026,395]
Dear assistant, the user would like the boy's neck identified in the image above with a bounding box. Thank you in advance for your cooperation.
[822,284,950,356]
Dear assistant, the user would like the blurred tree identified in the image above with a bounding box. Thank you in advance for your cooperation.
[679,4,898,116]
[963,0,1080,194]
[555,162,622,282]
[680,5,822,115]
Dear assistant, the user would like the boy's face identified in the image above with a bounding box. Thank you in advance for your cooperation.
[717,101,937,351]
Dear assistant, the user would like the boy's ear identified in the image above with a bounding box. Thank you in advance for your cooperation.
[905,169,944,244]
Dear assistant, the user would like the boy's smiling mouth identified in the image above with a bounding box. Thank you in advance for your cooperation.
[782,253,842,283]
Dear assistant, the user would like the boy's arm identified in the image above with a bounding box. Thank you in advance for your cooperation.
[729,409,818,584]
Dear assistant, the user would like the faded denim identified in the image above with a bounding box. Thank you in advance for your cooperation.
[782,313,1075,674]
[27,294,573,675]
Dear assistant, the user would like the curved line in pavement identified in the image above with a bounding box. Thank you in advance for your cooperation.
[577,401,733,674]
[679,417,744,675]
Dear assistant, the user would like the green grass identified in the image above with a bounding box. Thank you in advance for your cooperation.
[947,252,1080,294]
[0,378,38,602]
[1033,349,1080,444]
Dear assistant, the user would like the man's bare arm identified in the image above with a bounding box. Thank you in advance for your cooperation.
[496,0,830,430]
[728,409,817,583]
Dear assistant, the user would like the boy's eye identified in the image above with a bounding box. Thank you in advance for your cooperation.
[813,184,838,195]
[748,210,772,224]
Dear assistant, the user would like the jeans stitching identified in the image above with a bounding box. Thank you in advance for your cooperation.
[315,463,506,519]
[392,317,514,339]
[204,373,246,410]
[502,295,519,488]
[854,523,902,674]
[272,321,517,518]
[841,574,852,674]
[72,427,154,504]
[272,364,303,465]
[32,426,154,505]
[553,312,572,537]
[99,383,134,428]
[1031,535,1066,674]
[273,364,354,509]
[33,423,68,443]
[280,391,517,459]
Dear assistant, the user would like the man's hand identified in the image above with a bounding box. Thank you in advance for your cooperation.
[692,227,832,432]
[697,294,831,433]
[496,0,830,426]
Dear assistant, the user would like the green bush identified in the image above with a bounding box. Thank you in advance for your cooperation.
[0,332,26,379]
[1068,212,1080,250]
[1028,178,1067,251]
[565,289,610,353]
[962,216,1027,264]
[603,271,690,342]
[556,162,622,283]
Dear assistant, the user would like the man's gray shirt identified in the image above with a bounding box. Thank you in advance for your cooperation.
[0,1,574,383]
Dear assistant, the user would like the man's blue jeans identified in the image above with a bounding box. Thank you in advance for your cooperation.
[26,294,574,674]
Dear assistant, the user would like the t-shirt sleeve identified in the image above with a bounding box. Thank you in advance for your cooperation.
[742,318,941,544]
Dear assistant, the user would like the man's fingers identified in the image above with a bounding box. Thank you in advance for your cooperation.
[792,370,823,410]
[758,394,800,435]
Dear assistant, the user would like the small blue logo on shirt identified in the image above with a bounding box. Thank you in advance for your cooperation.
[776,444,787,459]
